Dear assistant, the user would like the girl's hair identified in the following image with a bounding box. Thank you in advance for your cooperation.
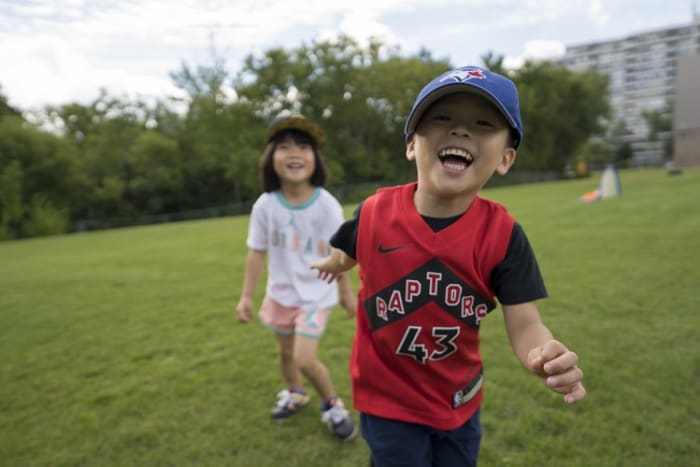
[259,128,328,192]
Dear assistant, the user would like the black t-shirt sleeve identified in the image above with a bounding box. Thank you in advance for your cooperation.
[491,223,548,305]
[329,203,361,260]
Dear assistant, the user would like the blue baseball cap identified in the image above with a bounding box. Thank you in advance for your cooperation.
[404,65,523,149]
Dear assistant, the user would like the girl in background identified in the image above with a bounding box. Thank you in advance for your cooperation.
[236,114,357,441]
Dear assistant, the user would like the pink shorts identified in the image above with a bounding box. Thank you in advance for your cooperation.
[259,297,331,338]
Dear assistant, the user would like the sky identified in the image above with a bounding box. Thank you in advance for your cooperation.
[0,0,695,111]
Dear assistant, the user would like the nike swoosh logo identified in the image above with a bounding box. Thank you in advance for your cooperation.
[378,244,408,254]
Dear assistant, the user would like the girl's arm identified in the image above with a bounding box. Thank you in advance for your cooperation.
[235,249,266,323]
[502,302,586,404]
[336,272,357,318]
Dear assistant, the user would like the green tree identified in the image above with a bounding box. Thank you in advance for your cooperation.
[0,116,86,238]
[0,160,23,239]
[81,101,149,219]
[45,91,187,221]
[513,61,610,173]
[171,54,262,207]
[125,131,183,213]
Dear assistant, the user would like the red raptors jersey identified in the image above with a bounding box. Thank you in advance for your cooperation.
[352,183,514,430]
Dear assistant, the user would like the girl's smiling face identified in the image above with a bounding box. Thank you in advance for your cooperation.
[406,92,517,204]
[272,135,316,187]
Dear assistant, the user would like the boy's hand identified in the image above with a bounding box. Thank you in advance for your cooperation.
[310,257,341,283]
[311,248,356,283]
[235,297,254,323]
[528,339,586,404]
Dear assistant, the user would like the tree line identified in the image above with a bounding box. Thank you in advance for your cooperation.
[0,35,612,240]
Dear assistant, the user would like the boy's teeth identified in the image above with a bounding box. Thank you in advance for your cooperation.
[438,148,473,162]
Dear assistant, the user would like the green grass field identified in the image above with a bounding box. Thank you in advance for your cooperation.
[1,167,699,466]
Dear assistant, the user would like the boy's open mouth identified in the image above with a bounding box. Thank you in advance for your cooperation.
[438,148,474,171]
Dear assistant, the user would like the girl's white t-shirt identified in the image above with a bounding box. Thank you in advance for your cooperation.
[246,187,345,309]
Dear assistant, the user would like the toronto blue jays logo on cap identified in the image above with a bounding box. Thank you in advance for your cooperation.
[440,68,486,83]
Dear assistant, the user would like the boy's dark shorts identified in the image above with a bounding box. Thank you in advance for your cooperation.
[361,409,481,467]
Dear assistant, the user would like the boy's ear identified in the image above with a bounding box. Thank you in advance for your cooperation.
[405,135,416,161]
[495,148,517,176]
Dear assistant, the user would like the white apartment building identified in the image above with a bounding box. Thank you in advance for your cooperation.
[555,15,700,165]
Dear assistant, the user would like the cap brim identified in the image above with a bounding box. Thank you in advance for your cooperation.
[268,117,326,146]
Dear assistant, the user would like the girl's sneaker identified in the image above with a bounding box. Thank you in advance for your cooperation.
[271,389,310,419]
[321,398,357,441]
